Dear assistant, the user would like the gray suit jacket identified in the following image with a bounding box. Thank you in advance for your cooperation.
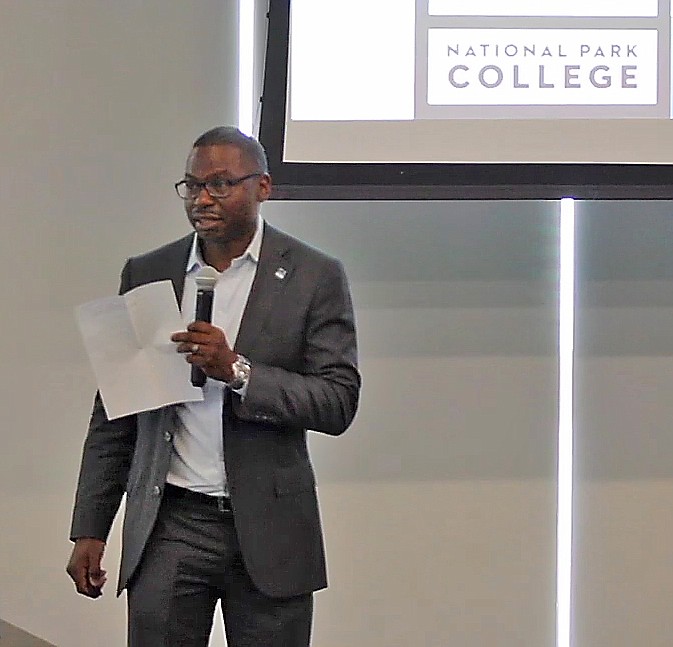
[70,223,360,598]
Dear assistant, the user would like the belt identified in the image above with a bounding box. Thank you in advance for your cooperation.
[163,482,232,512]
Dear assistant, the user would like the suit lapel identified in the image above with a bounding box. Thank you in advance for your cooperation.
[157,234,193,310]
[235,223,294,354]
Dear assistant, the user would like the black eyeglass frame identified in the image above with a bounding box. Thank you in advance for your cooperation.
[174,173,263,200]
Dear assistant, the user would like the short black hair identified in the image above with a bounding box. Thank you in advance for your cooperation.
[192,126,268,173]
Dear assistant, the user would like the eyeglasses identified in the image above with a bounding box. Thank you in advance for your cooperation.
[174,173,262,200]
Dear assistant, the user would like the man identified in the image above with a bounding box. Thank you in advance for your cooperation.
[66,126,360,646]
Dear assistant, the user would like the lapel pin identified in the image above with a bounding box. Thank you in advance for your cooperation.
[274,267,287,280]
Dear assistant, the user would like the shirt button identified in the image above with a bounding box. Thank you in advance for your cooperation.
[163,431,172,442]
[152,485,162,496]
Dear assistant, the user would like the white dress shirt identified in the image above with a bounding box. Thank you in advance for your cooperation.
[166,218,262,496]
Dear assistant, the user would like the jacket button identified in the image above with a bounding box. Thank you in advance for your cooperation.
[153,485,162,496]
[163,431,172,442]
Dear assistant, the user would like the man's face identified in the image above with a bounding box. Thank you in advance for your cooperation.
[183,143,270,246]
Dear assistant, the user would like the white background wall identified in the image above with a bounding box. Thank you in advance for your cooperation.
[1,2,672,647]
[572,201,673,647]
[0,2,239,645]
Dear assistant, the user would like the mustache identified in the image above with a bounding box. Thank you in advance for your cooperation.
[191,209,221,216]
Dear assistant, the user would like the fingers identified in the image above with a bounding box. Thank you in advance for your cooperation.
[71,564,102,597]
[171,323,230,356]
[66,538,106,599]
[174,341,203,355]
[66,561,90,596]
[181,343,211,366]
[171,332,221,352]
[171,322,219,342]
[186,321,217,334]
[172,321,226,341]
[88,567,108,589]
[170,324,236,381]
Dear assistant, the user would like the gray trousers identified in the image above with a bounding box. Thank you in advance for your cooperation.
[127,489,313,647]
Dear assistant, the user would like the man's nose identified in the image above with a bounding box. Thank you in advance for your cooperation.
[193,185,215,205]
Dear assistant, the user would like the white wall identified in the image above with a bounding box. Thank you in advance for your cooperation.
[264,202,559,646]
[572,202,673,647]
[3,3,670,647]
[0,2,238,645]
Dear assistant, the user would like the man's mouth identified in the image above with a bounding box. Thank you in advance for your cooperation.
[192,212,222,226]
[192,210,220,220]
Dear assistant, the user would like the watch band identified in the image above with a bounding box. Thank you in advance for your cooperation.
[227,354,251,390]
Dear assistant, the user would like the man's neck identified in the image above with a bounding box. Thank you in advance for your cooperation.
[199,233,254,272]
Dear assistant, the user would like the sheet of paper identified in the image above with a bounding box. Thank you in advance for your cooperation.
[76,280,203,419]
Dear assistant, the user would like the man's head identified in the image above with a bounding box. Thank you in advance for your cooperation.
[177,126,271,250]
[191,126,269,173]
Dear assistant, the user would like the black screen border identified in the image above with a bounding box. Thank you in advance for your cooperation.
[259,0,673,200]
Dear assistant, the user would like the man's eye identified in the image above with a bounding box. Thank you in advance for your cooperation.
[185,181,201,192]
[208,178,229,192]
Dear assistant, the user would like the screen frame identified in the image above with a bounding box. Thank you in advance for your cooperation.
[258,0,673,200]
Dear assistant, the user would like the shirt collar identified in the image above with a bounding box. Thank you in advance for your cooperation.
[186,216,263,274]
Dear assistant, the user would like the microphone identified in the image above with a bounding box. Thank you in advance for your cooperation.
[191,266,219,387]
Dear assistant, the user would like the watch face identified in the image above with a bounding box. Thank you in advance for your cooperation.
[229,355,250,389]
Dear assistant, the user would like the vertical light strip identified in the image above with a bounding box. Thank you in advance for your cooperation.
[557,197,576,647]
[238,0,255,135]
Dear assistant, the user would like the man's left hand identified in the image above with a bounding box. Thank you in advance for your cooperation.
[171,321,237,382]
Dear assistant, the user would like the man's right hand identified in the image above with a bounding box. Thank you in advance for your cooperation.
[66,538,108,598]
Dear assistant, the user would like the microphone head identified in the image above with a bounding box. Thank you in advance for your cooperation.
[194,266,219,291]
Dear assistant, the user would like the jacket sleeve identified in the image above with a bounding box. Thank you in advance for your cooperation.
[69,394,137,541]
[234,258,360,436]
[69,260,138,541]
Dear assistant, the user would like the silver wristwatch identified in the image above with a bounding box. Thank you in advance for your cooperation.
[227,354,251,390]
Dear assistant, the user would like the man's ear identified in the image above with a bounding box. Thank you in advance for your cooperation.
[257,173,272,202]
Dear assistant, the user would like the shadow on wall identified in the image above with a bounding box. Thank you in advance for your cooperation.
[0,620,56,647]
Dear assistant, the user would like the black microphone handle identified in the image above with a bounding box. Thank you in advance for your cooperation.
[191,288,215,387]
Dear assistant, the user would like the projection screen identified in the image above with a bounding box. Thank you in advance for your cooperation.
[258,0,673,199]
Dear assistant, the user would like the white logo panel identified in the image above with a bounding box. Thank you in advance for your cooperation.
[428,0,658,17]
[427,29,659,106]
